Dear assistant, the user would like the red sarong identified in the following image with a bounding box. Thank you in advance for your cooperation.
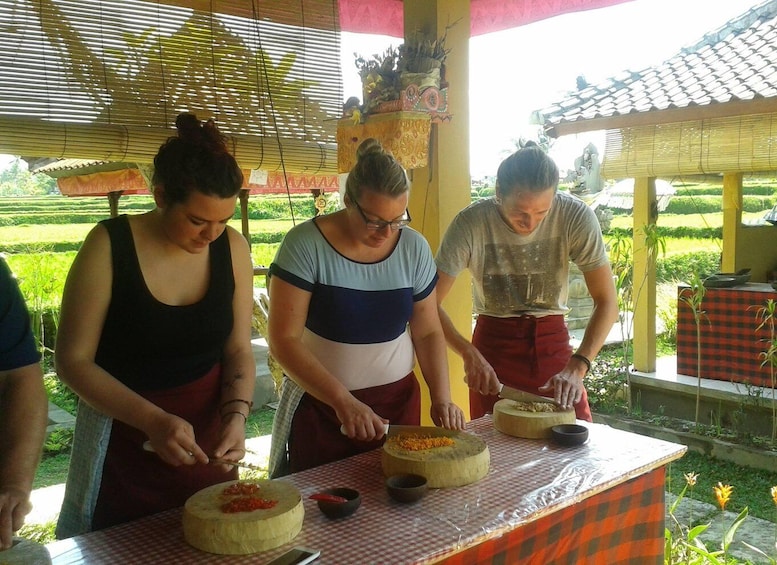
[288,372,420,474]
[91,363,237,530]
[470,315,592,421]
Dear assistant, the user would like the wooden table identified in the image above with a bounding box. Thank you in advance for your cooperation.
[46,417,685,564]
[677,282,777,386]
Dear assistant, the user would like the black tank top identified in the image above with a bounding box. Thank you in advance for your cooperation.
[95,215,234,391]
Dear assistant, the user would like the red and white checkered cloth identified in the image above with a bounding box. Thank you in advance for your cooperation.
[47,417,685,564]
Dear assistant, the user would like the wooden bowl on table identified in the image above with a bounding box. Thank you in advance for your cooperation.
[315,487,361,519]
[386,473,428,503]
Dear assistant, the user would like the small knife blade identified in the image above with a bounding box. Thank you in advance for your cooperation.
[339,423,457,438]
[384,424,454,438]
[142,440,264,472]
[498,383,557,405]
[209,456,266,472]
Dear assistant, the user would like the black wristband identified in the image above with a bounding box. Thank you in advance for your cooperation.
[571,353,592,374]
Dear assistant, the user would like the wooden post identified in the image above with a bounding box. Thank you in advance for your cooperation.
[721,172,743,273]
[403,0,472,420]
[632,176,657,373]
[239,189,251,248]
[107,190,123,218]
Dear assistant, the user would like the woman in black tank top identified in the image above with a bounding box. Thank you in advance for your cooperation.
[55,113,257,536]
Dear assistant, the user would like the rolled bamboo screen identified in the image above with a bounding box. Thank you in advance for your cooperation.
[602,112,777,178]
[0,0,342,173]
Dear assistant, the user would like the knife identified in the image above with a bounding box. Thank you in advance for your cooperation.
[142,440,265,472]
[339,423,455,438]
[208,456,266,472]
[498,383,557,405]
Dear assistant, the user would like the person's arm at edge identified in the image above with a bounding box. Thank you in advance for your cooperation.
[574,262,619,369]
[539,263,618,406]
[408,289,465,430]
[436,270,500,396]
[0,363,47,549]
[213,229,257,461]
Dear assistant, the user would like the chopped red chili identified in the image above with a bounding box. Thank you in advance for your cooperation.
[222,482,260,496]
[221,496,278,513]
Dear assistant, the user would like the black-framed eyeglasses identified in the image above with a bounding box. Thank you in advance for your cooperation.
[353,201,411,231]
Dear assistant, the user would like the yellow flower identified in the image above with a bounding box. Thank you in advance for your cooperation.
[684,472,698,487]
[770,485,777,506]
[713,482,733,511]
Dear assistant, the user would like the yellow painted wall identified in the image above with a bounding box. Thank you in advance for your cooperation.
[735,226,777,282]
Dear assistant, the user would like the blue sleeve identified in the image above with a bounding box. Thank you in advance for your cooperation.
[0,258,41,371]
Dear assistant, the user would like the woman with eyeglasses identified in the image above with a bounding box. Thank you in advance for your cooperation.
[267,138,465,476]
[435,142,618,422]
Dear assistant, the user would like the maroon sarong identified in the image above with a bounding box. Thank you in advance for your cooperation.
[288,372,421,474]
[92,363,237,531]
[470,315,592,422]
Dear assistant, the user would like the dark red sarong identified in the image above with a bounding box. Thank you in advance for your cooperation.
[470,315,592,422]
[288,372,420,474]
[91,363,237,531]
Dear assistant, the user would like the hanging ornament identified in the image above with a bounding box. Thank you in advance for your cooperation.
[315,194,328,215]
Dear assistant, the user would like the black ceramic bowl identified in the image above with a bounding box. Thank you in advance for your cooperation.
[386,473,428,503]
[551,424,589,446]
[316,487,361,519]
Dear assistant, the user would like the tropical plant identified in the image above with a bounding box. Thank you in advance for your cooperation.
[664,471,775,565]
[607,224,666,414]
[754,299,777,444]
[678,272,707,429]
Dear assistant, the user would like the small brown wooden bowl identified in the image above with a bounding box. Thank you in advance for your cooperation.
[386,474,428,503]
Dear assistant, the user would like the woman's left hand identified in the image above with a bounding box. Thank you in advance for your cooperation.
[211,412,247,472]
[430,402,466,430]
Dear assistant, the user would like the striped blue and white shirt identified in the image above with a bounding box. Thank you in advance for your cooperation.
[269,219,437,391]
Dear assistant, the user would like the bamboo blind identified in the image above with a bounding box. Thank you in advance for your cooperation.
[602,112,777,178]
[0,0,342,172]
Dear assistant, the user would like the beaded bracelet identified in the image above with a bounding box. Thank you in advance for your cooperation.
[221,411,247,424]
[571,352,592,374]
[220,399,253,412]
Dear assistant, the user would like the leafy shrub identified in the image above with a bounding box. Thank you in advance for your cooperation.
[674,184,777,197]
[657,251,721,284]
[665,195,777,214]
[44,373,78,415]
[478,187,495,198]
[44,428,74,454]
[606,226,723,240]
[247,194,338,219]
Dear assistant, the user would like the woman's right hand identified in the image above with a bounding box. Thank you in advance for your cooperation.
[143,412,209,466]
[462,345,500,396]
[336,398,388,442]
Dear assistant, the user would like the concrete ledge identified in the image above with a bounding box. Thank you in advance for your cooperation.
[251,337,279,410]
[46,401,75,434]
[629,356,777,437]
[594,413,777,473]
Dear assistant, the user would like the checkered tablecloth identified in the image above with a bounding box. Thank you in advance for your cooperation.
[677,283,777,386]
[46,417,685,565]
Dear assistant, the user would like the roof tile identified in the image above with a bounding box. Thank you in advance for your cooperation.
[541,0,777,128]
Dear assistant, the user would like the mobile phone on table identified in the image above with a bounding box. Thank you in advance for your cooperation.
[265,546,321,565]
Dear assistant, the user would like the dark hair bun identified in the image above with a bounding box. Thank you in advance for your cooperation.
[356,138,385,160]
[175,113,201,138]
